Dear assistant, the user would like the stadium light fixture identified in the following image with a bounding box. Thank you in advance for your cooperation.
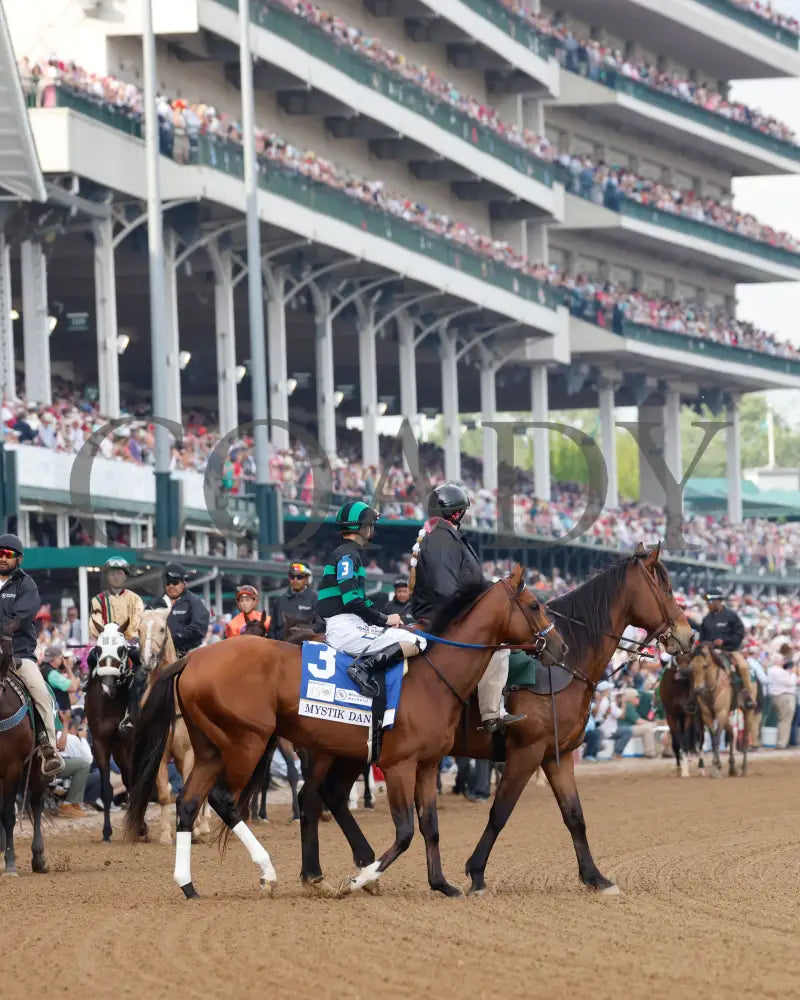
[377,401,388,416]
[286,378,298,396]
[179,350,192,370]
[47,315,58,334]
[334,390,345,408]
[9,309,19,321]
[235,364,247,383]
[116,333,130,355]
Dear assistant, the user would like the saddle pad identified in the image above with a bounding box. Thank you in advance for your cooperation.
[506,651,574,696]
[299,641,406,730]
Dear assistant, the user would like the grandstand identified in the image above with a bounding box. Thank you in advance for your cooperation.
[1,0,799,621]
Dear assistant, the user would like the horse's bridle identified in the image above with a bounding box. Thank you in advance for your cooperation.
[502,578,559,658]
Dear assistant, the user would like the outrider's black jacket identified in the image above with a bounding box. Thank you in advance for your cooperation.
[410,520,482,624]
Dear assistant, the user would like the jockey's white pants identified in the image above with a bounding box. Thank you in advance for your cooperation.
[478,649,510,722]
[325,614,426,657]
[13,657,57,746]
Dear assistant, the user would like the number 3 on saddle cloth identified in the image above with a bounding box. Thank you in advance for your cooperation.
[299,641,407,763]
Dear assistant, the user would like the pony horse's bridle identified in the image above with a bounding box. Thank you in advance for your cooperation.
[502,577,558,658]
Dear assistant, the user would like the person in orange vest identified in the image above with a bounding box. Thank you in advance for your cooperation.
[225,584,269,637]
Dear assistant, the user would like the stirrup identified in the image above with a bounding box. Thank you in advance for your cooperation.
[480,712,526,734]
[346,664,379,699]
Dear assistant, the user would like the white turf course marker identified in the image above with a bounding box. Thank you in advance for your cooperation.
[232,821,278,887]
[173,831,192,887]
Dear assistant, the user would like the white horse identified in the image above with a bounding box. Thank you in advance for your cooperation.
[139,608,212,844]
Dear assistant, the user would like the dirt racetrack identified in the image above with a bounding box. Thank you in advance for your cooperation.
[4,756,800,1000]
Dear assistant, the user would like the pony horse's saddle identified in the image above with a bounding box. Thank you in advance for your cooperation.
[0,672,34,734]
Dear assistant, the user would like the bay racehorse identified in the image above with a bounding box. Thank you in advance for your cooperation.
[659,651,704,778]
[688,642,749,778]
[0,637,48,875]
[138,609,211,844]
[125,566,566,898]
[297,544,692,896]
[84,620,148,842]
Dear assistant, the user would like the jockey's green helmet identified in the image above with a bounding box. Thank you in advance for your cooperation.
[334,500,379,533]
[104,556,130,574]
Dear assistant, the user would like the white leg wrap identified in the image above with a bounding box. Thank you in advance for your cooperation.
[232,820,277,885]
[173,831,192,888]
[352,861,381,890]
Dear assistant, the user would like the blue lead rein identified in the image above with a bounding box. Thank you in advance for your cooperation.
[412,622,555,651]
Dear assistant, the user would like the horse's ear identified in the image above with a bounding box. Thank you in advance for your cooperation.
[633,541,647,557]
[643,542,661,568]
[508,563,524,590]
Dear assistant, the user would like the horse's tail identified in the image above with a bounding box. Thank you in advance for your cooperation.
[124,656,188,841]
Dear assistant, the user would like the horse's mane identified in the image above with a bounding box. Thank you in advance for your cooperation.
[426,579,492,637]
[549,554,668,665]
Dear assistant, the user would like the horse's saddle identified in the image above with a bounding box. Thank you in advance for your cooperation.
[0,673,34,734]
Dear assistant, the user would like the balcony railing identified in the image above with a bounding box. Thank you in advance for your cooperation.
[28,87,562,311]
[694,0,800,49]
[619,321,800,376]
[211,0,557,188]
[555,164,800,268]
[457,0,556,59]
[564,64,800,163]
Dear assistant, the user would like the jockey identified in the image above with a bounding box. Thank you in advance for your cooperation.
[699,591,756,710]
[0,534,62,775]
[226,584,268,637]
[319,501,425,697]
[88,556,144,643]
[410,483,525,734]
[268,562,323,640]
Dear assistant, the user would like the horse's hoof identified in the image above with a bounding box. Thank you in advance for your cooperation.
[160,833,172,846]
[467,886,487,897]
[260,877,277,897]
[181,882,200,900]
[102,834,112,843]
[2,869,19,879]
[336,876,355,898]
[32,860,49,875]
[434,883,462,898]
[598,883,621,896]
[303,876,337,898]
[362,879,382,896]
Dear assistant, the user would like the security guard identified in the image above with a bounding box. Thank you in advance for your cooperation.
[161,562,210,656]
[383,577,414,624]
[0,534,62,775]
[268,562,323,640]
[410,484,524,733]
[699,591,756,710]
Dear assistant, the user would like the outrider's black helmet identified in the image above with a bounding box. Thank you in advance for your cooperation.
[428,484,470,522]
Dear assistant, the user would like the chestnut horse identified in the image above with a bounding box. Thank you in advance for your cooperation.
[125,566,566,898]
[296,545,691,896]
[0,640,48,875]
[659,652,704,778]
[687,642,750,778]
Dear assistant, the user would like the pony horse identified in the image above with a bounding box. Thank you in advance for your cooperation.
[0,637,48,875]
[125,567,566,899]
[687,642,750,778]
[138,608,211,844]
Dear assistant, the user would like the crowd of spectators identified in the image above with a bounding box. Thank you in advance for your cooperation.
[726,0,800,36]
[499,0,800,145]
[19,54,800,363]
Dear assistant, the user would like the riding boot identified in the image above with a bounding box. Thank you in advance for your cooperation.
[347,643,406,698]
[480,712,526,735]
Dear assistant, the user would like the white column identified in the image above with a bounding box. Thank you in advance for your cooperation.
[0,234,15,401]
[638,404,664,507]
[530,363,550,501]
[20,240,51,405]
[162,230,182,424]
[597,374,619,508]
[727,394,743,524]
[312,284,336,461]
[264,264,289,452]
[93,218,121,418]
[358,304,379,469]
[210,245,238,436]
[479,349,498,493]
[440,326,461,484]
[663,386,682,486]
[397,311,418,436]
